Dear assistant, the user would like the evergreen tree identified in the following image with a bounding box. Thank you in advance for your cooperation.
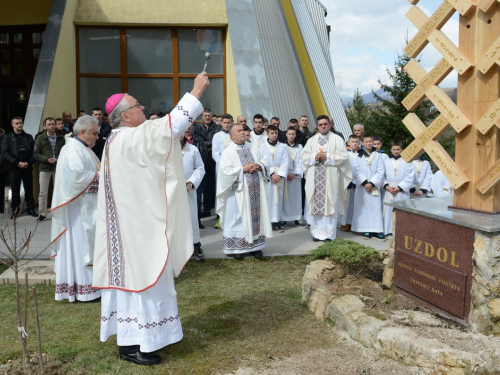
[345,89,371,129]
[365,52,436,147]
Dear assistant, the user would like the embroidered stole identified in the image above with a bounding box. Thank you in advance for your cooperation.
[313,135,329,215]
[236,148,261,235]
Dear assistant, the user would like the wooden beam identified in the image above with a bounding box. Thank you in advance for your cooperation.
[448,0,476,16]
[477,0,499,13]
[403,58,453,111]
[475,158,500,193]
[476,34,500,73]
[402,114,469,188]
[404,2,456,58]
[407,0,420,4]
[475,96,500,134]
[407,5,473,75]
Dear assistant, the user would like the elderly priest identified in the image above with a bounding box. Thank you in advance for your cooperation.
[51,115,101,302]
[92,72,209,366]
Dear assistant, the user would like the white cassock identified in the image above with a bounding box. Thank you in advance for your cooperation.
[351,150,385,233]
[250,130,267,149]
[300,133,352,240]
[260,141,289,223]
[431,170,454,197]
[212,130,231,211]
[51,137,101,302]
[382,157,415,235]
[411,159,433,198]
[281,144,304,221]
[93,93,202,353]
[216,141,273,255]
[182,142,205,245]
[340,150,361,226]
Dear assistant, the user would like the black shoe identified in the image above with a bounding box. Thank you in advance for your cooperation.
[27,209,38,218]
[37,215,47,223]
[253,250,264,259]
[274,223,284,233]
[233,253,244,260]
[280,221,286,226]
[193,247,205,261]
[362,232,372,240]
[313,237,320,242]
[200,212,211,218]
[323,238,332,242]
[198,221,205,229]
[373,233,387,241]
[119,348,162,366]
[295,220,308,229]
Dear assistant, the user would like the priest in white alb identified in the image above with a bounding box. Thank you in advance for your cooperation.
[216,123,273,260]
[300,115,352,242]
[181,127,206,261]
[51,115,101,302]
[92,73,209,366]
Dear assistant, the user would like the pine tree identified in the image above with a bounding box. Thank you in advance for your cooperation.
[345,89,371,128]
[365,52,436,147]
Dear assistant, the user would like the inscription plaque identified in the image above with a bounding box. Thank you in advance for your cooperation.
[394,211,474,321]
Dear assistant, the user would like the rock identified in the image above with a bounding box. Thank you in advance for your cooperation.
[382,267,394,289]
[488,298,500,320]
[325,295,365,338]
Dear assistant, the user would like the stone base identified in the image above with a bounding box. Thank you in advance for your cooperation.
[302,260,500,374]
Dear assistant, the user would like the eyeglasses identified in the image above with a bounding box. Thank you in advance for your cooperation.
[122,102,142,112]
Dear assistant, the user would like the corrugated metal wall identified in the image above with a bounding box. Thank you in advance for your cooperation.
[291,0,352,138]
[252,0,315,129]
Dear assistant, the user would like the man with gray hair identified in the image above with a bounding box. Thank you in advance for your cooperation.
[353,124,365,138]
[92,72,209,365]
[50,115,101,303]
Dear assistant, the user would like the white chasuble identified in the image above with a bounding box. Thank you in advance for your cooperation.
[216,142,273,254]
[431,170,454,197]
[411,160,433,198]
[300,133,352,240]
[182,143,205,244]
[94,93,203,353]
[51,137,101,302]
[260,141,289,222]
[351,150,385,233]
[382,157,415,235]
[281,144,304,221]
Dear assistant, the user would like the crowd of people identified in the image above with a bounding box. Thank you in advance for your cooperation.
[0,72,455,365]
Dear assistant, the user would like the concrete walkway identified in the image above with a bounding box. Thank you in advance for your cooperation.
[0,211,389,284]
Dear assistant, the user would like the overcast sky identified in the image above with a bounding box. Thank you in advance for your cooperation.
[323,0,459,96]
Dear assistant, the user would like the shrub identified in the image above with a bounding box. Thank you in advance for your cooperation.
[308,238,379,277]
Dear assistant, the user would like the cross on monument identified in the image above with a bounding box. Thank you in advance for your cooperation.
[401,0,500,214]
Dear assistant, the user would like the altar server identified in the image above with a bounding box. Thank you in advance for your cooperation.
[340,135,361,232]
[431,170,454,197]
[410,155,433,198]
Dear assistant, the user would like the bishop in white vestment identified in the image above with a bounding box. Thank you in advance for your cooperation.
[410,157,433,198]
[216,123,273,259]
[351,136,385,240]
[382,146,415,235]
[431,170,454,197]
[92,73,209,365]
[181,133,206,260]
[300,116,352,241]
[51,116,101,302]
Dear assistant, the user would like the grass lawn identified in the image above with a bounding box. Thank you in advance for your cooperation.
[0,257,335,374]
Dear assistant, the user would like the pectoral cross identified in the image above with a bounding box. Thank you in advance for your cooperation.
[393,167,398,176]
[367,161,372,171]
[271,153,275,161]
[417,170,421,178]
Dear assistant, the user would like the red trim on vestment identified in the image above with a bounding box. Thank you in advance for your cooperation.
[50,172,98,212]
[49,229,67,255]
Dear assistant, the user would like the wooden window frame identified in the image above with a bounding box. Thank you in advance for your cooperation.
[76,25,227,114]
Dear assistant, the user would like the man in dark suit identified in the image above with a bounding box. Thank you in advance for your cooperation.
[1,116,37,218]
[91,107,112,160]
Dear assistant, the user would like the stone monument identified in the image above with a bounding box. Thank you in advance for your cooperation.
[385,0,500,334]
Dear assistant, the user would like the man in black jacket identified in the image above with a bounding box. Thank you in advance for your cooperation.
[278,118,305,145]
[91,107,112,160]
[2,116,37,218]
[193,108,221,218]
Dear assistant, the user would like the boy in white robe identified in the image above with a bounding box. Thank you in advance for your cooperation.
[217,123,273,259]
[260,125,289,233]
[340,135,361,232]
[351,134,386,241]
[431,170,454,197]
[300,116,352,242]
[373,136,389,160]
[280,127,307,228]
[410,154,433,198]
[382,140,415,236]
[181,129,206,261]
[51,116,101,302]
[250,114,268,148]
